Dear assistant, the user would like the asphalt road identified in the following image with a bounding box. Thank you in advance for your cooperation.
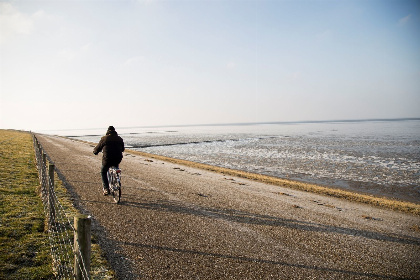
[36,134,420,279]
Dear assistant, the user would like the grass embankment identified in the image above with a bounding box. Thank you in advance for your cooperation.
[0,130,115,279]
[127,150,420,216]
[0,130,53,279]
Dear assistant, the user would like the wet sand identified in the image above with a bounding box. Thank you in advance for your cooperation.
[36,134,420,279]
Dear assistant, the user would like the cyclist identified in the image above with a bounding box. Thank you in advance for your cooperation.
[93,126,125,195]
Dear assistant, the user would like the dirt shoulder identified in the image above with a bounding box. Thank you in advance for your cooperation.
[36,134,420,279]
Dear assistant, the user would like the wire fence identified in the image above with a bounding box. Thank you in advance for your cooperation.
[33,134,90,280]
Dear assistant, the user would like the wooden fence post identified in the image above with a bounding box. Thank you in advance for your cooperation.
[42,152,46,166]
[74,215,91,280]
[36,140,42,185]
[48,164,55,187]
[48,164,56,227]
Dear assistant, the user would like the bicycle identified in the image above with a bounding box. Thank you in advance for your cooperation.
[107,166,122,203]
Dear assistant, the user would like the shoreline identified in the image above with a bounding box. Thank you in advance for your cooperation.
[126,148,420,216]
[58,134,420,215]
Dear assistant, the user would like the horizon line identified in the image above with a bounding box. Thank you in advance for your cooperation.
[37,117,420,132]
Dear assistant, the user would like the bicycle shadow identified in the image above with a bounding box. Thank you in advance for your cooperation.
[119,241,403,280]
[120,197,420,246]
[52,166,140,280]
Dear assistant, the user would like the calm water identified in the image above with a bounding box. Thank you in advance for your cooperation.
[44,119,420,203]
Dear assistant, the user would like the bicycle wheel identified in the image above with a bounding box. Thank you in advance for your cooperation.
[112,181,121,203]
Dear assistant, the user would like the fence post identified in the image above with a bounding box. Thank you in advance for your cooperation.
[42,151,47,165]
[48,164,56,227]
[48,164,55,187]
[74,215,91,280]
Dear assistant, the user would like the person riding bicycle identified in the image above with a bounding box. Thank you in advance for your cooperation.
[93,126,125,195]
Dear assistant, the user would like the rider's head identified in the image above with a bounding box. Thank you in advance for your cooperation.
[106,126,116,135]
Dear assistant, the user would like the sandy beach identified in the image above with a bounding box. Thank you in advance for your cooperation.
[35,134,420,279]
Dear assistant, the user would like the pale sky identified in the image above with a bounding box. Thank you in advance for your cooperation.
[1,0,419,131]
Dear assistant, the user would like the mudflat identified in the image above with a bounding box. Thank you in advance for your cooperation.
[35,134,420,279]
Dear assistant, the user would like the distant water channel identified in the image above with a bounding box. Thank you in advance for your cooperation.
[45,119,420,203]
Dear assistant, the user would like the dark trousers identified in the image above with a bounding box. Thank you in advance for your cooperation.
[101,162,120,190]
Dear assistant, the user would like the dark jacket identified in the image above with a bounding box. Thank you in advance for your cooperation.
[93,130,125,165]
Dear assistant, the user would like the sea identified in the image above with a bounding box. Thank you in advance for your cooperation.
[42,119,420,203]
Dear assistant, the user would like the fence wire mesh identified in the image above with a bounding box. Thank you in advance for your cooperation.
[33,135,90,280]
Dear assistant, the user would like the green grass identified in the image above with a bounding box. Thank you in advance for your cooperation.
[0,130,53,279]
[0,130,116,279]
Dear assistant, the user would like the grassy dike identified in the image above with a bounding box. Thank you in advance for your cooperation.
[0,130,115,279]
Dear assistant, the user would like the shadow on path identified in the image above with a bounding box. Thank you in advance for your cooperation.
[121,241,405,280]
[120,196,420,246]
[52,164,139,280]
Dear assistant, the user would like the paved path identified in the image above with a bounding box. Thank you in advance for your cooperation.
[36,134,420,279]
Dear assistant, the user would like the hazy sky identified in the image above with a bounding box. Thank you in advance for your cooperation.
[1,0,419,131]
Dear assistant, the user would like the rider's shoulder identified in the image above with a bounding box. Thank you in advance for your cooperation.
[103,133,123,142]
